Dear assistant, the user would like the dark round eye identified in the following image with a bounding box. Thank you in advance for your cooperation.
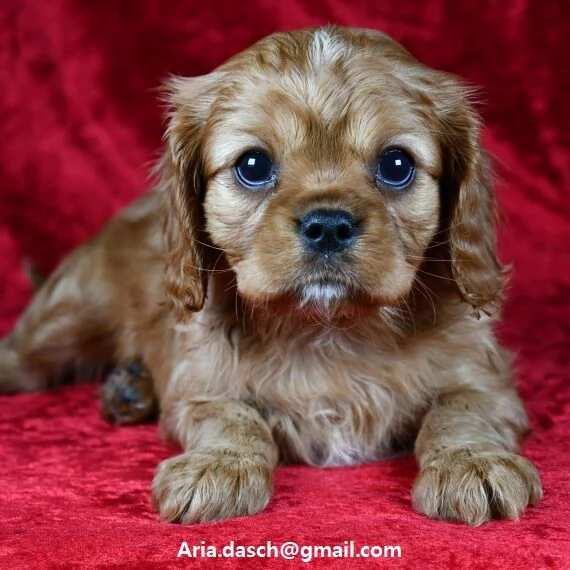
[235,151,275,189]
[375,148,415,190]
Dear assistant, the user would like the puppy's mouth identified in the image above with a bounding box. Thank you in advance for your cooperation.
[239,274,391,323]
[235,260,393,321]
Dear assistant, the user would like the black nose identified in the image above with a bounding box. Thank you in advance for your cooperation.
[299,209,358,255]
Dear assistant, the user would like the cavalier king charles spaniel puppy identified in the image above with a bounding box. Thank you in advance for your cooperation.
[0,26,542,526]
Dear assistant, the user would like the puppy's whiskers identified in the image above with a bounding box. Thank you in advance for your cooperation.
[194,239,225,253]
[413,279,438,326]
[416,269,457,283]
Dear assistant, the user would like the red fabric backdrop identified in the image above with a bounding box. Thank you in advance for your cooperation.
[1,1,569,568]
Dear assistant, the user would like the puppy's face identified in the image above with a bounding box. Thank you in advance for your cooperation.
[164,27,505,321]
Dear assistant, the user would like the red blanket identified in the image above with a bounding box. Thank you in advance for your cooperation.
[1,1,569,568]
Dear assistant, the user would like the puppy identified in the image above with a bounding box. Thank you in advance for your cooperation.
[0,26,542,525]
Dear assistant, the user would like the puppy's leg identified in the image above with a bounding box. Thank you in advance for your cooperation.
[152,400,278,523]
[412,385,542,526]
[100,360,158,425]
[0,192,165,395]
[0,247,115,394]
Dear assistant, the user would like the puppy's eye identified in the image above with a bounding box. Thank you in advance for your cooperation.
[235,151,275,189]
[375,148,415,190]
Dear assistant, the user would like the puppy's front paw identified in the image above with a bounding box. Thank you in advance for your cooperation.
[152,448,273,523]
[412,450,542,526]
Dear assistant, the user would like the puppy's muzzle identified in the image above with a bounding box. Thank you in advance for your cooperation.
[299,209,358,256]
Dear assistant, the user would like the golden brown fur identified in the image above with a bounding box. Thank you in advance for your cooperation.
[0,26,541,525]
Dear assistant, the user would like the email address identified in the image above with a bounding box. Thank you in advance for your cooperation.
[177,540,402,562]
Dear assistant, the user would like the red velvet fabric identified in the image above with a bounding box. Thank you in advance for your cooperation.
[1,1,569,568]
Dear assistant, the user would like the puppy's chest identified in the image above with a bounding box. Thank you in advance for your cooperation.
[233,332,425,466]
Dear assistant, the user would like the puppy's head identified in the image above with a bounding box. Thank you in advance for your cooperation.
[162,26,506,322]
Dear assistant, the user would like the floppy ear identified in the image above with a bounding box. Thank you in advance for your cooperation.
[159,75,219,320]
[436,84,508,318]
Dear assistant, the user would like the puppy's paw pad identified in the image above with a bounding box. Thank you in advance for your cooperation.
[412,450,542,526]
[152,449,273,523]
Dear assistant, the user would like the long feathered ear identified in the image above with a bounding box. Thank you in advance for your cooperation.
[159,74,219,320]
[436,83,508,318]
